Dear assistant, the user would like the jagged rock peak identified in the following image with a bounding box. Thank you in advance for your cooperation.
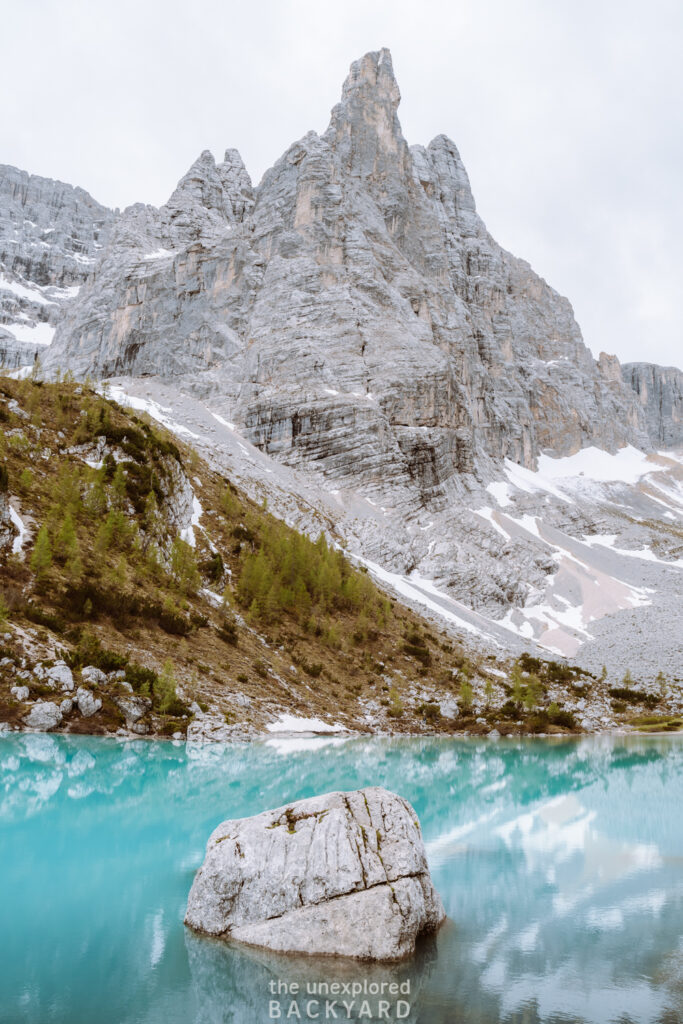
[324,48,409,181]
[339,47,400,109]
[217,148,254,221]
[166,149,226,219]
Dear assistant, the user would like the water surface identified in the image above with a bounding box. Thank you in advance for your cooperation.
[1,733,682,1024]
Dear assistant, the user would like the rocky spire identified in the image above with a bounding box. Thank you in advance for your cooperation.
[161,147,253,244]
[167,150,224,215]
[217,148,254,222]
[323,48,411,184]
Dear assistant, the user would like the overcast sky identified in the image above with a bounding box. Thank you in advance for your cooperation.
[2,0,681,367]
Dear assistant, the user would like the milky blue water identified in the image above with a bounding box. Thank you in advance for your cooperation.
[1,733,682,1024]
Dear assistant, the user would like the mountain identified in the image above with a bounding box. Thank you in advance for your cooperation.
[0,164,115,368]
[44,50,663,468]
[2,49,681,686]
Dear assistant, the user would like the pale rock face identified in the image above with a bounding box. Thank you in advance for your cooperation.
[24,700,62,731]
[185,786,445,960]
[81,665,107,687]
[75,687,102,717]
[0,164,115,369]
[622,362,683,447]
[44,47,661,497]
[10,684,29,701]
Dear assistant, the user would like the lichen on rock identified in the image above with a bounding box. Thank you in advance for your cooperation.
[185,786,445,961]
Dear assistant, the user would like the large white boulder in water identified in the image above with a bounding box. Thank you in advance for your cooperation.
[185,786,444,961]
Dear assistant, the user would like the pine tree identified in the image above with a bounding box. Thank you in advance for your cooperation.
[156,659,178,715]
[84,477,107,518]
[94,509,128,554]
[510,665,525,705]
[55,513,78,563]
[459,679,474,711]
[30,525,52,578]
[66,551,83,582]
[171,537,200,594]
[111,465,127,509]
[144,490,159,532]
[655,671,667,697]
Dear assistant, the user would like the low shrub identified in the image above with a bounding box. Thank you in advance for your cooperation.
[403,642,431,667]
[22,603,65,634]
[66,632,128,672]
[217,618,238,646]
[417,701,441,723]
[608,686,658,708]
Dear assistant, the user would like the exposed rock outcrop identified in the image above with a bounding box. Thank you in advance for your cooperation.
[0,164,115,369]
[185,786,445,960]
[622,362,683,447]
[44,48,656,491]
[23,700,62,731]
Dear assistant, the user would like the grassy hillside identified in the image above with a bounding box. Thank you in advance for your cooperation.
[0,376,602,739]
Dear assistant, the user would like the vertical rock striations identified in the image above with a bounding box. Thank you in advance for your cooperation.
[622,362,683,447]
[43,48,658,501]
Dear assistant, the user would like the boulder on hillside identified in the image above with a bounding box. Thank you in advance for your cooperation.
[75,687,102,718]
[81,665,107,687]
[185,786,444,961]
[24,700,62,732]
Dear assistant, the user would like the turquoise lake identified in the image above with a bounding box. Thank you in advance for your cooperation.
[1,733,682,1024]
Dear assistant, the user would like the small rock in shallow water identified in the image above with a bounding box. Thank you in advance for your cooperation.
[185,786,444,961]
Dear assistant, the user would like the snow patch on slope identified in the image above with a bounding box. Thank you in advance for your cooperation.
[9,503,28,554]
[266,714,346,734]
[103,385,202,440]
[4,321,55,347]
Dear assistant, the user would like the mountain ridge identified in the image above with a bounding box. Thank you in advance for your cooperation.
[1,49,681,681]
[40,49,679,468]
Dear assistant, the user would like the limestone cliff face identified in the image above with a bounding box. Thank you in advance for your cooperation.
[622,362,683,447]
[44,50,663,500]
[0,165,115,369]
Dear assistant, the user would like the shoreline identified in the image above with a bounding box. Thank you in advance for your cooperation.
[4,722,681,744]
